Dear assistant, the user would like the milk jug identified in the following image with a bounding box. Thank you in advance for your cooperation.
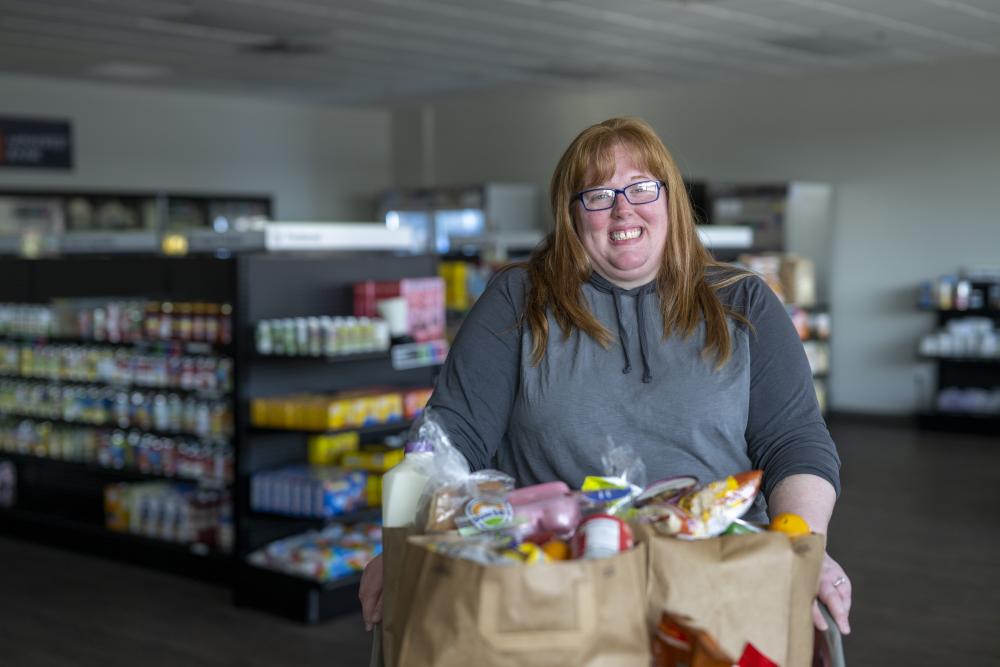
[381,440,433,527]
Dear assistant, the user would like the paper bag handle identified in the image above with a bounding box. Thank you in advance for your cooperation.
[477,579,597,652]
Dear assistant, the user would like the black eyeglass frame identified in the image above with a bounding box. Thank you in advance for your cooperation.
[574,180,667,212]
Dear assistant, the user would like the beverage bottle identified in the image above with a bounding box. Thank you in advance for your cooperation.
[381,439,433,528]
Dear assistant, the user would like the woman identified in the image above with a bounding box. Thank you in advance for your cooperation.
[361,116,851,636]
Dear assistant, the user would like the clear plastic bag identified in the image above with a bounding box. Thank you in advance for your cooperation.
[581,437,648,516]
[409,408,518,533]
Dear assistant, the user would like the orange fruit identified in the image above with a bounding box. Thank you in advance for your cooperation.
[769,512,811,538]
[541,540,570,561]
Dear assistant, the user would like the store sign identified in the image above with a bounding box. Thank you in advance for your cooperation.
[0,117,73,169]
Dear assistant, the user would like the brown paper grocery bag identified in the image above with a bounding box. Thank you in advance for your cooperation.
[397,536,650,667]
[381,526,418,667]
[641,526,824,667]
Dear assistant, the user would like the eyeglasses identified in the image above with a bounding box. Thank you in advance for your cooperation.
[575,180,665,212]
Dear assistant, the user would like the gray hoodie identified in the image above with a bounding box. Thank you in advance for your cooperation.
[427,266,840,521]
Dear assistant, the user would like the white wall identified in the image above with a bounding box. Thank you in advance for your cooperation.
[0,74,391,220]
[393,56,1000,414]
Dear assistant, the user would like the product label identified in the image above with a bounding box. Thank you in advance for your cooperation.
[464,497,513,532]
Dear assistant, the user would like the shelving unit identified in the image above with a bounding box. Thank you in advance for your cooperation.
[228,252,439,622]
[916,295,1000,435]
[0,256,238,580]
[0,252,441,622]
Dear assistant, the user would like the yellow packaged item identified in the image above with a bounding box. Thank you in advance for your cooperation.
[307,431,361,466]
[342,447,405,473]
[367,474,383,507]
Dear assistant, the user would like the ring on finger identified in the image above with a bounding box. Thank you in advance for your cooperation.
[832,576,847,588]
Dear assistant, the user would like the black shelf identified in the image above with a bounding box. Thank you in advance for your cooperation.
[248,506,381,526]
[917,355,1000,365]
[918,307,1000,316]
[1,253,437,621]
[916,410,1000,435]
[249,420,412,437]
[0,451,231,486]
[0,412,231,443]
[0,506,233,583]
[234,563,363,623]
[253,350,390,364]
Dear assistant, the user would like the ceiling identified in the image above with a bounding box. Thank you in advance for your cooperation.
[0,0,998,105]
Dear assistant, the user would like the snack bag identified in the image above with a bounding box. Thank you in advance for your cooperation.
[580,438,647,517]
[642,470,762,539]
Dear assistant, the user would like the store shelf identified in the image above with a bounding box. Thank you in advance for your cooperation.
[253,350,390,364]
[0,373,230,398]
[0,413,230,442]
[0,506,232,582]
[917,355,1000,365]
[0,451,231,486]
[234,562,363,623]
[249,420,412,437]
[916,410,1000,435]
[248,506,381,526]
[917,307,1000,316]
[0,333,231,356]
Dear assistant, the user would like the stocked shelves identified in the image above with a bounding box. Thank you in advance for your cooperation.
[253,340,448,372]
[916,275,1000,433]
[0,333,231,356]
[0,413,230,442]
[0,252,438,621]
[235,252,439,622]
[0,373,230,398]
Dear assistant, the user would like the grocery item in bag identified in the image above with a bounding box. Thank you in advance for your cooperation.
[642,470,762,539]
[382,440,434,527]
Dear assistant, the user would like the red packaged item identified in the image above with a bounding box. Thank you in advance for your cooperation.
[571,513,633,559]
[353,277,445,342]
[651,613,736,667]
[403,387,433,420]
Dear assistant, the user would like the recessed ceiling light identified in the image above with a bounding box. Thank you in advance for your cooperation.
[91,62,172,79]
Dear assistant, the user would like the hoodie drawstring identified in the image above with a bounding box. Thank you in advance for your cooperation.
[593,273,654,383]
[635,289,652,383]
[611,290,632,376]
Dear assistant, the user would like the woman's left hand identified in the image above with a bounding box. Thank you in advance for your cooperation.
[814,551,851,635]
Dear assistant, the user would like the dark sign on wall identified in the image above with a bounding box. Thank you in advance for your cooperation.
[0,117,73,169]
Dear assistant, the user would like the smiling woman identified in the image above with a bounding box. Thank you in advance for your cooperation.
[361,116,852,640]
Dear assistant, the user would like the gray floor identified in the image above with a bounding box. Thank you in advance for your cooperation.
[1,417,998,666]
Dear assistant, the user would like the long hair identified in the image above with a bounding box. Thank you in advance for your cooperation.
[524,117,750,368]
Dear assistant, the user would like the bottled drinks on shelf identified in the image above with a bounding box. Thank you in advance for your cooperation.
[0,300,233,346]
[0,342,232,393]
[918,274,1000,312]
[0,418,234,483]
[104,480,233,553]
[0,380,233,439]
[255,316,389,357]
